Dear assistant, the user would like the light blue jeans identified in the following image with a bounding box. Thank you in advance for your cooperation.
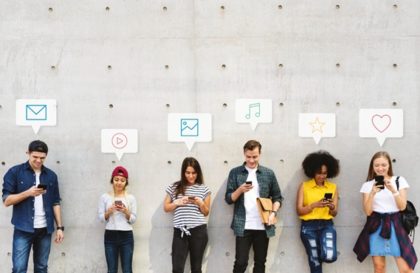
[12,228,52,273]
[300,220,337,273]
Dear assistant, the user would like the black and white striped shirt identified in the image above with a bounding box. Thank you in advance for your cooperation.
[166,182,211,229]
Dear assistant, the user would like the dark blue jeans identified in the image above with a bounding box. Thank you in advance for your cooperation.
[300,220,337,273]
[172,224,208,273]
[104,230,134,273]
[12,228,52,273]
[233,230,269,273]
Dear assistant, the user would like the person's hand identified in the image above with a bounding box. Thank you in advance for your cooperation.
[55,229,64,243]
[173,197,189,206]
[384,178,397,193]
[311,199,329,209]
[324,201,335,210]
[28,186,45,197]
[268,212,277,226]
[114,202,126,212]
[239,183,253,194]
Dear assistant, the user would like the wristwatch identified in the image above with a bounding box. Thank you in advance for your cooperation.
[57,226,65,231]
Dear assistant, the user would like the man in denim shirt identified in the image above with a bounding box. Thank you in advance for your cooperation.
[2,140,64,273]
[225,140,283,273]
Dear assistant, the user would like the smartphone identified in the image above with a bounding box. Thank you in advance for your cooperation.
[114,200,123,207]
[37,184,47,190]
[245,181,252,185]
[374,175,385,189]
[188,196,195,200]
[324,193,333,201]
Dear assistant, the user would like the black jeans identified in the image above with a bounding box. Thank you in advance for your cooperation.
[233,230,269,273]
[172,224,208,273]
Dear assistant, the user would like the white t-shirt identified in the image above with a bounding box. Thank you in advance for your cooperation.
[98,192,137,231]
[244,166,265,230]
[34,171,47,228]
[360,176,409,213]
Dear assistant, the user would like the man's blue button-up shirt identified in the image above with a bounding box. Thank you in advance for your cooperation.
[2,161,61,234]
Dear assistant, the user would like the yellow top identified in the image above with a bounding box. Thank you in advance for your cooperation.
[299,179,336,221]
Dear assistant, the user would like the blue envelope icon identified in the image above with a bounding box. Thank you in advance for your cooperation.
[26,104,47,121]
[180,119,199,137]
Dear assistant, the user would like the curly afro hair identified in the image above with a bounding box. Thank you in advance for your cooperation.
[302,150,340,178]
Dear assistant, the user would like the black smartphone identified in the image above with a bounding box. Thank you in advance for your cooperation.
[188,196,195,200]
[245,181,252,185]
[324,193,333,201]
[374,175,385,189]
[114,200,123,207]
[37,184,47,190]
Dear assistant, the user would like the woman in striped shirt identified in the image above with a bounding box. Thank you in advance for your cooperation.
[164,157,211,273]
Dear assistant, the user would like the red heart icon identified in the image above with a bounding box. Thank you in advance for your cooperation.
[371,114,391,133]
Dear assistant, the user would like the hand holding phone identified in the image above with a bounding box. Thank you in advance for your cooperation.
[114,200,123,207]
[245,181,252,185]
[374,175,385,190]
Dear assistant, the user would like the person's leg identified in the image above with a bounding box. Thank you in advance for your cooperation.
[233,230,253,273]
[394,257,412,273]
[12,229,33,273]
[300,223,322,273]
[33,228,52,273]
[372,256,386,273]
[319,224,337,263]
[188,225,209,273]
[251,230,269,273]
[104,230,119,273]
[120,231,134,273]
[172,228,189,273]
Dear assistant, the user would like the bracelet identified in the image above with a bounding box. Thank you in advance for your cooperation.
[393,191,400,196]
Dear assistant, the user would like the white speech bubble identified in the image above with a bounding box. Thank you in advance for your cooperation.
[101,129,138,160]
[299,113,336,144]
[16,99,57,134]
[168,113,212,150]
[235,99,272,130]
[359,109,403,146]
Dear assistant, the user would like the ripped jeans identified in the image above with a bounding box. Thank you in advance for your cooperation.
[300,220,337,273]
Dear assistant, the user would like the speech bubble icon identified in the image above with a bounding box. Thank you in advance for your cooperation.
[101,129,138,160]
[299,113,336,144]
[16,99,57,134]
[235,99,272,131]
[359,109,403,146]
[168,113,212,151]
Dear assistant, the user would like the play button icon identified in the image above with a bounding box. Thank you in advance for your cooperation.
[112,133,128,149]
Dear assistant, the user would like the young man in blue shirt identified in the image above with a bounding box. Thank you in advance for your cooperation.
[225,140,283,273]
[2,140,64,273]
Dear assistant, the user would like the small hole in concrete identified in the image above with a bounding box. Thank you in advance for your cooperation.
[107,65,112,70]
[279,102,284,107]
[225,252,230,256]
[393,63,398,68]
[61,252,66,257]
[166,103,170,108]
[105,6,110,11]
[392,101,397,106]
[280,159,284,163]
[392,159,396,163]
[336,4,340,9]
[51,65,56,70]
[56,161,60,164]
[163,6,168,11]
[1,161,5,166]
[222,103,228,107]
[221,64,226,69]
[336,63,340,68]
[48,7,53,12]
[220,5,225,10]
[224,160,228,164]
[109,104,114,109]
[278,63,283,68]
[165,65,169,69]
[336,102,341,106]
[167,160,172,164]
[112,160,116,164]
[278,5,283,9]
[393,4,398,9]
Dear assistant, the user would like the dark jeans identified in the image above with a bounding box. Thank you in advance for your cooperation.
[300,220,337,273]
[12,228,51,273]
[172,224,208,273]
[233,230,269,273]
[104,230,134,273]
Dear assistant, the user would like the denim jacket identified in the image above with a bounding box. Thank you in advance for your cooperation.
[225,164,283,237]
[2,161,61,234]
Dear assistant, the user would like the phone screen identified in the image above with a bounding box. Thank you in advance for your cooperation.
[114,200,123,206]
[245,181,252,185]
[37,184,47,190]
[324,193,333,200]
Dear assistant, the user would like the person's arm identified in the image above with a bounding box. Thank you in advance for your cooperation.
[296,183,327,216]
[4,186,44,207]
[163,194,188,212]
[53,205,64,243]
[191,194,211,216]
[326,187,339,217]
[225,169,251,204]
[384,178,407,211]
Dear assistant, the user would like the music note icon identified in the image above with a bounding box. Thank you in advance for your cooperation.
[245,103,261,119]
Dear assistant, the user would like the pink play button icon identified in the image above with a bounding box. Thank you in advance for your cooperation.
[112,133,128,149]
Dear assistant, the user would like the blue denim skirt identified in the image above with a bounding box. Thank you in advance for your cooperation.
[369,222,401,256]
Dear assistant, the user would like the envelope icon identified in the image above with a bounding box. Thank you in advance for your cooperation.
[180,119,199,137]
[26,104,47,121]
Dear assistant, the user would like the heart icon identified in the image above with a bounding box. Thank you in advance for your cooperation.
[371,114,391,133]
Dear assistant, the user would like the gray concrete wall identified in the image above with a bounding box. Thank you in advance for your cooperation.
[1,1,419,272]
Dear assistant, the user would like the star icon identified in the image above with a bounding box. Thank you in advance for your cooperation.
[309,117,325,133]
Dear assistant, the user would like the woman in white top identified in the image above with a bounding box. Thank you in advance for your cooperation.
[164,157,211,273]
[353,151,417,272]
[98,166,137,273]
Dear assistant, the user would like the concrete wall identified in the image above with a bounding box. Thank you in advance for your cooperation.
[1,1,419,272]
